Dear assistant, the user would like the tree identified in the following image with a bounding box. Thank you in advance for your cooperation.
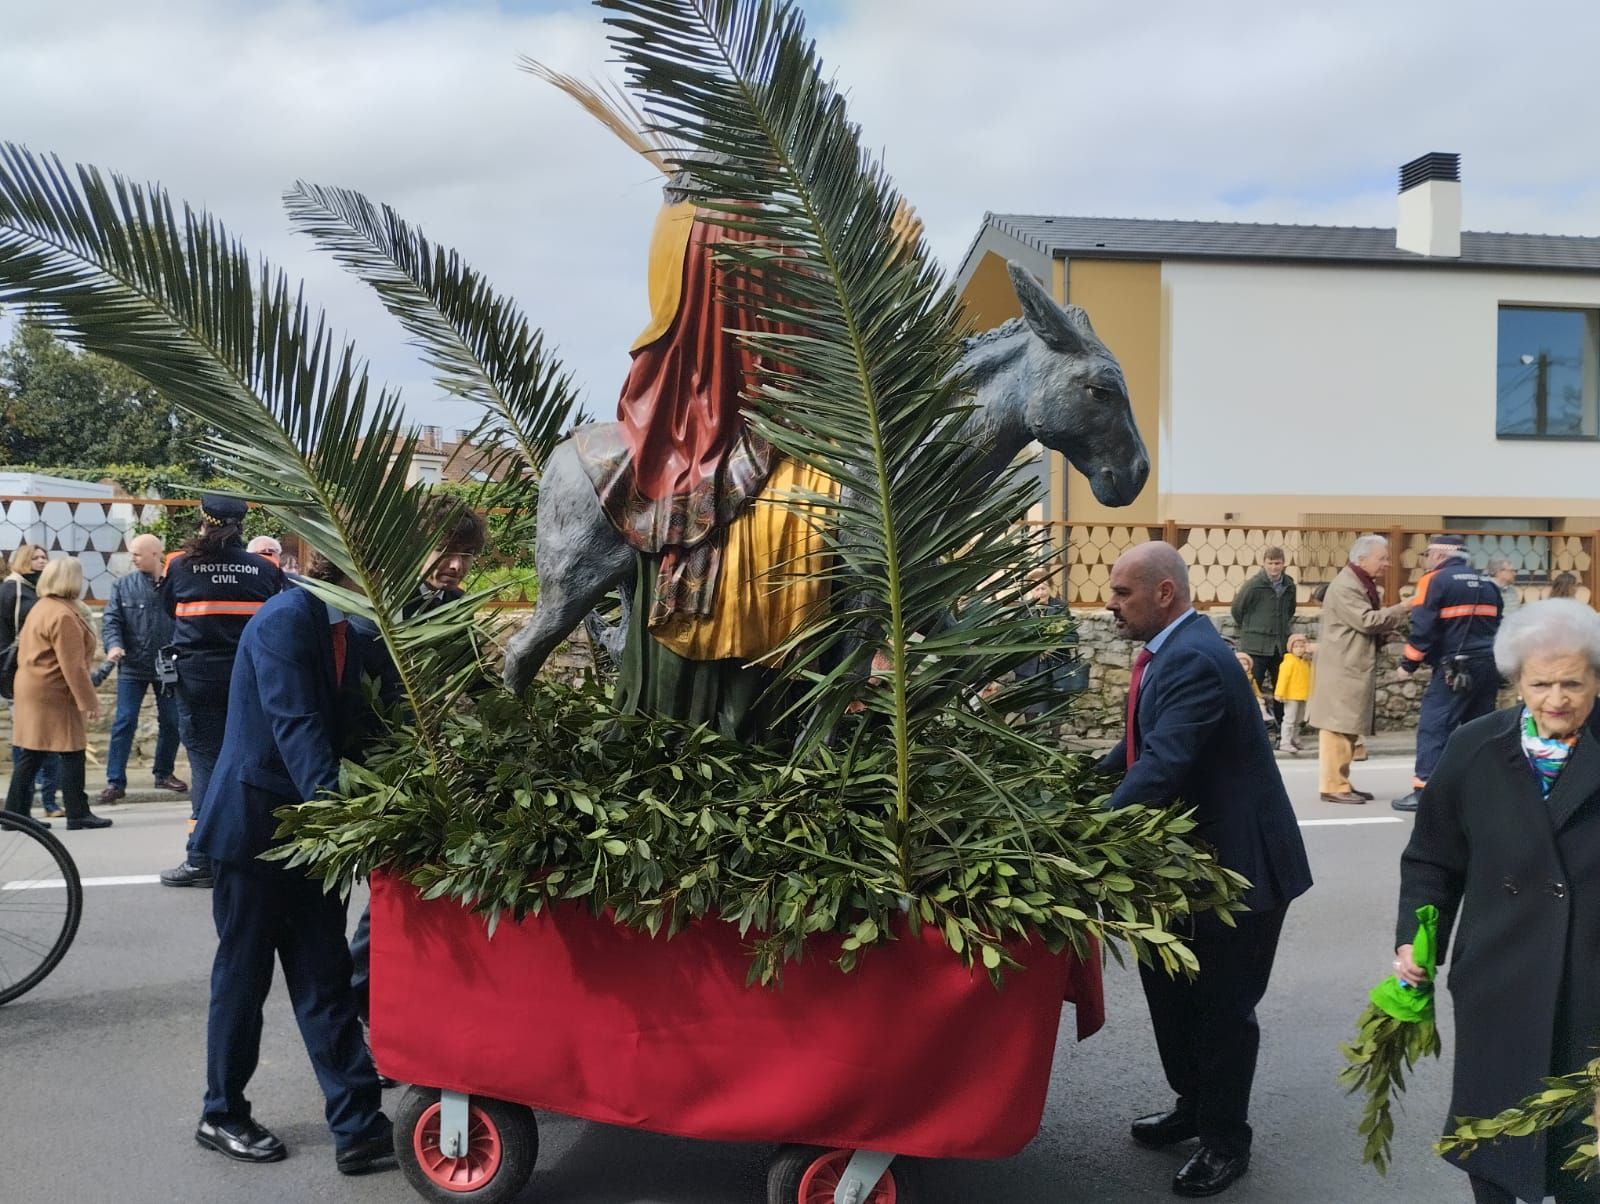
[0,312,213,470]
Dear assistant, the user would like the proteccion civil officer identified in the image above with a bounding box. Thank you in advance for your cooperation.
[157,494,285,887]
[1390,535,1502,813]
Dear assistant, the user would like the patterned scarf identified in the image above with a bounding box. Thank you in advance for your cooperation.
[1520,707,1578,797]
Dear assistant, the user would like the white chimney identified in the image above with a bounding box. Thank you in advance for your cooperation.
[1396,152,1461,258]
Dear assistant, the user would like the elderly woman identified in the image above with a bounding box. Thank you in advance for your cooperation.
[2,543,62,816]
[2,557,112,830]
[1392,598,1600,1203]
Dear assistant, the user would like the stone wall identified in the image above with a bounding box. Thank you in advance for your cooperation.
[1063,608,1429,742]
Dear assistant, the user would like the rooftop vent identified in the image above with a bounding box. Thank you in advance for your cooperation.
[1396,151,1461,258]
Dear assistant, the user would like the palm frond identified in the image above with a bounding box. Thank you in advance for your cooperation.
[0,143,479,755]
[284,181,585,497]
[599,0,1063,846]
[519,57,681,174]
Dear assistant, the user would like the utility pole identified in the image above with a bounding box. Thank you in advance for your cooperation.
[1534,350,1549,435]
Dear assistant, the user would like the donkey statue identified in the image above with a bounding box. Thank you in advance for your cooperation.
[501,262,1150,693]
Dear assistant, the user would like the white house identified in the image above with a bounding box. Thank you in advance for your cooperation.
[956,152,1600,545]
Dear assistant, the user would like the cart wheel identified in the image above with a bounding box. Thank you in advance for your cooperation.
[767,1145,922,1204]
[395,1085,537,1202]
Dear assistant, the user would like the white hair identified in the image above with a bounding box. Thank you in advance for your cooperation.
[1494,598,1600,679]
[1485,556,1514,574]
[1348,534,1387,561]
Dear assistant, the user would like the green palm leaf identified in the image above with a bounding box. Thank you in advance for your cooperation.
[0,144,488,754]
[283,182,585,494]
[598,0,1062,850]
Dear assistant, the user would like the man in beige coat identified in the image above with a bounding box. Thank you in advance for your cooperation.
[1307,535,1412,802]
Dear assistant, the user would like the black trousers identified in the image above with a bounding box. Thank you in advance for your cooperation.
[1471,1170,1600,1203]
[1138,904,1288,1158]
[1414,656,1500,784]
[203,861,382,1149]
[4,748,87,819]
[176,677,230,870]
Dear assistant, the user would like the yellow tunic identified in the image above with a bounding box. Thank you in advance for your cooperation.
[653,458,838,664]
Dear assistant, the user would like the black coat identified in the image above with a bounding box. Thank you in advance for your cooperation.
[0,573,38,650]
[1098,611,1313,913]
[1397,706,1600,1202]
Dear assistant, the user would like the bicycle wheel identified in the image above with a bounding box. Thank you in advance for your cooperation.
[0,812,83,1005]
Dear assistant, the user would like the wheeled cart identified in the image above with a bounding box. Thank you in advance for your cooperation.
[368,872,1103,1202]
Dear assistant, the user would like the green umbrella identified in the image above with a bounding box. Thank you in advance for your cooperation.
[1339,905,1443,1174]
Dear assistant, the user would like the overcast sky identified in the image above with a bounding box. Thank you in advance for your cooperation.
[4,0,1598,433]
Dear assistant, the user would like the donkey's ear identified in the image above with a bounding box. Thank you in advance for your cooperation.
[1006,261,1090,356]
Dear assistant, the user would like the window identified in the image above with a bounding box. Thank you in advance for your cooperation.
[1443,516,1551,579]
[1497,306,1599,438]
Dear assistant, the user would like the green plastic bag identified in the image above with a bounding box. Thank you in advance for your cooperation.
[1339,904,1444,1173]
[1369,903,1438,1023]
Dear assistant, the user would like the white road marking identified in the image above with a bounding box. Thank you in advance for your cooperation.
[1298,817,1405,827]
[2,874,162,891]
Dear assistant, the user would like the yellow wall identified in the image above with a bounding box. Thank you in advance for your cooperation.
[958,250,1024,332]
[1064,259,1161,525]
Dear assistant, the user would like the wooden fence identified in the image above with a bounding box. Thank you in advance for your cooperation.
[1024,521,1593,609]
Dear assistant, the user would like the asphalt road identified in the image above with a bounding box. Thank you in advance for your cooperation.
[0,753,1466,1203]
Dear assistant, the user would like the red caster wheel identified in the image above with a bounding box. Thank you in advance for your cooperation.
[395,1085,537,1202]
[767,1144,922,1204]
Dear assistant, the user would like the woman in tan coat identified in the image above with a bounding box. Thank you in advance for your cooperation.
[1307,534,1412,802]
[3,558,112,829]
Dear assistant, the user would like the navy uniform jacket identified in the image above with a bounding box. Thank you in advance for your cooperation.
[1098,612,1313,912]
[160,546,286,685]
[193,586,374,868]
[1400,557,1501,675]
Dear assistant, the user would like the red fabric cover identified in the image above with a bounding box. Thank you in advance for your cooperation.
[369,873,1104,1160]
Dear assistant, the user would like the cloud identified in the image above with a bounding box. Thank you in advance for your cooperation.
[3,0,1597,431]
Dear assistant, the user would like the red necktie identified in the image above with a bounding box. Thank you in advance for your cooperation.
[1126,648,1154,766]
[331,619,348,684]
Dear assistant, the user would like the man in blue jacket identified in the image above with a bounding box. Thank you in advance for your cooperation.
[99,533,187,803]
[189,558,392,1175]
[1098,541,1312,1198]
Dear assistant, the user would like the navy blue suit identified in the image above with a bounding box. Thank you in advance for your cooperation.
[193,586,383,1151]
[1099,611,1312,1156]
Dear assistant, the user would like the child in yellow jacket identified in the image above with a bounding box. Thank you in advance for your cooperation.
[1274,633,1313,753]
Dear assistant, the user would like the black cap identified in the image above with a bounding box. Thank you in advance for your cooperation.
[199,493,247,526]
[1430,534,1467,548]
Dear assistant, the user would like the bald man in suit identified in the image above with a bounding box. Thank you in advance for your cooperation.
[1098,542,1312,1198]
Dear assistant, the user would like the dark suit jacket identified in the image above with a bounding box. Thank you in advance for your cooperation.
[193,586,373,867]
[1098,612,1312,912]
[1396,706,1600,1201]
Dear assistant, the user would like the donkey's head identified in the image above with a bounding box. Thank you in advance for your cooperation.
[1006,262,1150,507]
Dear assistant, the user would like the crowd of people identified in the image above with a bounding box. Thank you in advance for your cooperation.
[3,511,1595,1196]
[0,495,487,1176]
[1099,537,1597,1202]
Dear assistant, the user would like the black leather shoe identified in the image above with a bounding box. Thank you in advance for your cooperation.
[1172,1146,1249,1197]
[1131,1108,1198,1147]
[1352,789,1375,801]
[335,1116,395,1175]
[161,861,214,888]
[195,1118,287,1163]
[1390,791,1421,812]
[66,812,113,830]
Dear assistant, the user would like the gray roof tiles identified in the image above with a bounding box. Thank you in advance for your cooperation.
[985,213,1600,272]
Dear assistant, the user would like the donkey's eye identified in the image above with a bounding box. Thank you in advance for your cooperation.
[1088,384,1117,401]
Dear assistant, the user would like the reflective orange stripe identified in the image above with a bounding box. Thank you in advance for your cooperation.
[1438,604,1499,619]
[1411,571,1436,606]
[174,600,265,618]
[1403,644,1426,662]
